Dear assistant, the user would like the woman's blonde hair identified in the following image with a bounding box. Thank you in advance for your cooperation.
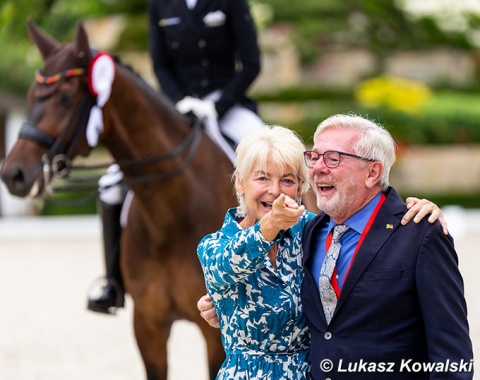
[233,125,310,215]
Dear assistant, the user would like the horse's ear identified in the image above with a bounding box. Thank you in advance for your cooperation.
[27,18,60,60]
[74,22,92,66]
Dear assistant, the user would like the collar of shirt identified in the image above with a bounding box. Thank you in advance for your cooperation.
[185,0,198,10]
[327,192,383,235]
[227,207,293,240]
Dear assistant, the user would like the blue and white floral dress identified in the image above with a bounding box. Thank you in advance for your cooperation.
[198,207,315,379]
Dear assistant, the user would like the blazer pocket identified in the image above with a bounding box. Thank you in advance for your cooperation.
[203,11,226,27]
[363,269,403,281]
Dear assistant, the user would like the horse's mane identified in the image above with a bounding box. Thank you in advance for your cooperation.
[109,52,161,99]
[111,54,143,81]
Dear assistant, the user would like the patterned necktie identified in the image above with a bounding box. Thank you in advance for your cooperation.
[319,224,350,324]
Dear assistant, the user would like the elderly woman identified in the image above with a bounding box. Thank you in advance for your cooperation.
[198,125,313,379]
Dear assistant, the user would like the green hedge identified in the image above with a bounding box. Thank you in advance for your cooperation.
[40,191,98,216]
[397,193,480,209]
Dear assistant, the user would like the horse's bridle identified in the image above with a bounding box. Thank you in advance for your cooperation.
[20,91,96,181]
[19,67,96,177]
[19,66,203,196]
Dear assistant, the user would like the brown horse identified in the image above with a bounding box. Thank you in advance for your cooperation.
[0,20,235,380]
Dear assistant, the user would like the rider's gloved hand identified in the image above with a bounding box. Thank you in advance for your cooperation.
[176,96,218,120]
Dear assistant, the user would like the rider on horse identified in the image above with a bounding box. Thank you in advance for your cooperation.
[87,0,264,314]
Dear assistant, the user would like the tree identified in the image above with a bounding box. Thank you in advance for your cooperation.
[257,0,473,67]
[0,0,478,95]
[0,0,147,95]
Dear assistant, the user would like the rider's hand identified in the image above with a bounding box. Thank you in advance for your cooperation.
[176,96,217,120]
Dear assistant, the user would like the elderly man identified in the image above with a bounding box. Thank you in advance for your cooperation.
[301,114,473,379]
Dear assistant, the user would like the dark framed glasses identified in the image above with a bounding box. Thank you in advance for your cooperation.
[303,150,374,168]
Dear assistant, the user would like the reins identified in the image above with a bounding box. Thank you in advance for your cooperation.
[44,117,202,192]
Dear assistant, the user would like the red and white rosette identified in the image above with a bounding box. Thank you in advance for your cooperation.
[86,52,115,147]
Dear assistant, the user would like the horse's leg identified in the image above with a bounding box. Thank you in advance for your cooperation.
[133,306,172,380]
[122,214,171,380]
[194,317,225,380]
[168,253,225,380]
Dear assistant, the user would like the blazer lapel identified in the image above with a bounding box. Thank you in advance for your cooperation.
[190,0,212,25]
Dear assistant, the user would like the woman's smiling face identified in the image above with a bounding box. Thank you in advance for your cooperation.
[236,160,301,223]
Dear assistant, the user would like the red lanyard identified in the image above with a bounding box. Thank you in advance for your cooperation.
[327,193,387,297]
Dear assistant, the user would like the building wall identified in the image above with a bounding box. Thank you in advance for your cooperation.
[392,145,480,195]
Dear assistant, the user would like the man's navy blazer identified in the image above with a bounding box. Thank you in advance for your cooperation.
[301,187,473,379]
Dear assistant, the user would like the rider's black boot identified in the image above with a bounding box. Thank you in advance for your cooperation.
[87,201,125,315]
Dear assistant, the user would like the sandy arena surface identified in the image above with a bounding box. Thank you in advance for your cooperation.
[0,207,478,379]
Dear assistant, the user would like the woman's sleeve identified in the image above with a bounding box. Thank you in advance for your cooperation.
[198,222,275,289]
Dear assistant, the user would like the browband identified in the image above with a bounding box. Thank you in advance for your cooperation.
[35,68,85,85]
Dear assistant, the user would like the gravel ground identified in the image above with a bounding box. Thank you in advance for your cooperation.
[0,209,478,379]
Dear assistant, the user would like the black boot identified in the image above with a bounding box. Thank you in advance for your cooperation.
[87,201,125,315]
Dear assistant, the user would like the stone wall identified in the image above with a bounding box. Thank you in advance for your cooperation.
[391,145,480,194]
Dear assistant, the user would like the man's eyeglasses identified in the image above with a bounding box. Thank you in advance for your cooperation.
[303,150,375,169]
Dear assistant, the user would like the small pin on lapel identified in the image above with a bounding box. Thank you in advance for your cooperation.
[386,224,394,229]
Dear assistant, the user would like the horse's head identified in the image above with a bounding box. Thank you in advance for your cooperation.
[1,19,97,197]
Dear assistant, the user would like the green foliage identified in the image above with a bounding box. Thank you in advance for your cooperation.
[356,92,480,145]
[255,86,351,102]
[0,40,36,95]
[258,0,344,22]
[0,0,53,94]
[0,0,148,96]
[1,0,53,39]
[359,107,480,145]
[258,0,349,65]
[40,192,98,216]
[1,0,479,95]
[397,192,480,209]
[257,0,474,66]
[115,14,149,51]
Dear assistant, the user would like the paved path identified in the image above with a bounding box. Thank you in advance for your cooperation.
[0,208,478,379]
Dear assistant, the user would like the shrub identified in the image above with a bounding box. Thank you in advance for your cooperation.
[354,76,432,115]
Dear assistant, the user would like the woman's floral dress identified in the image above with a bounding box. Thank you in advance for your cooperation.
[198,207,315,379]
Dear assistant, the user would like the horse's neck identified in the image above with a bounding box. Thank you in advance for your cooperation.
[99,66,235,220]
[101,68,188,172]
